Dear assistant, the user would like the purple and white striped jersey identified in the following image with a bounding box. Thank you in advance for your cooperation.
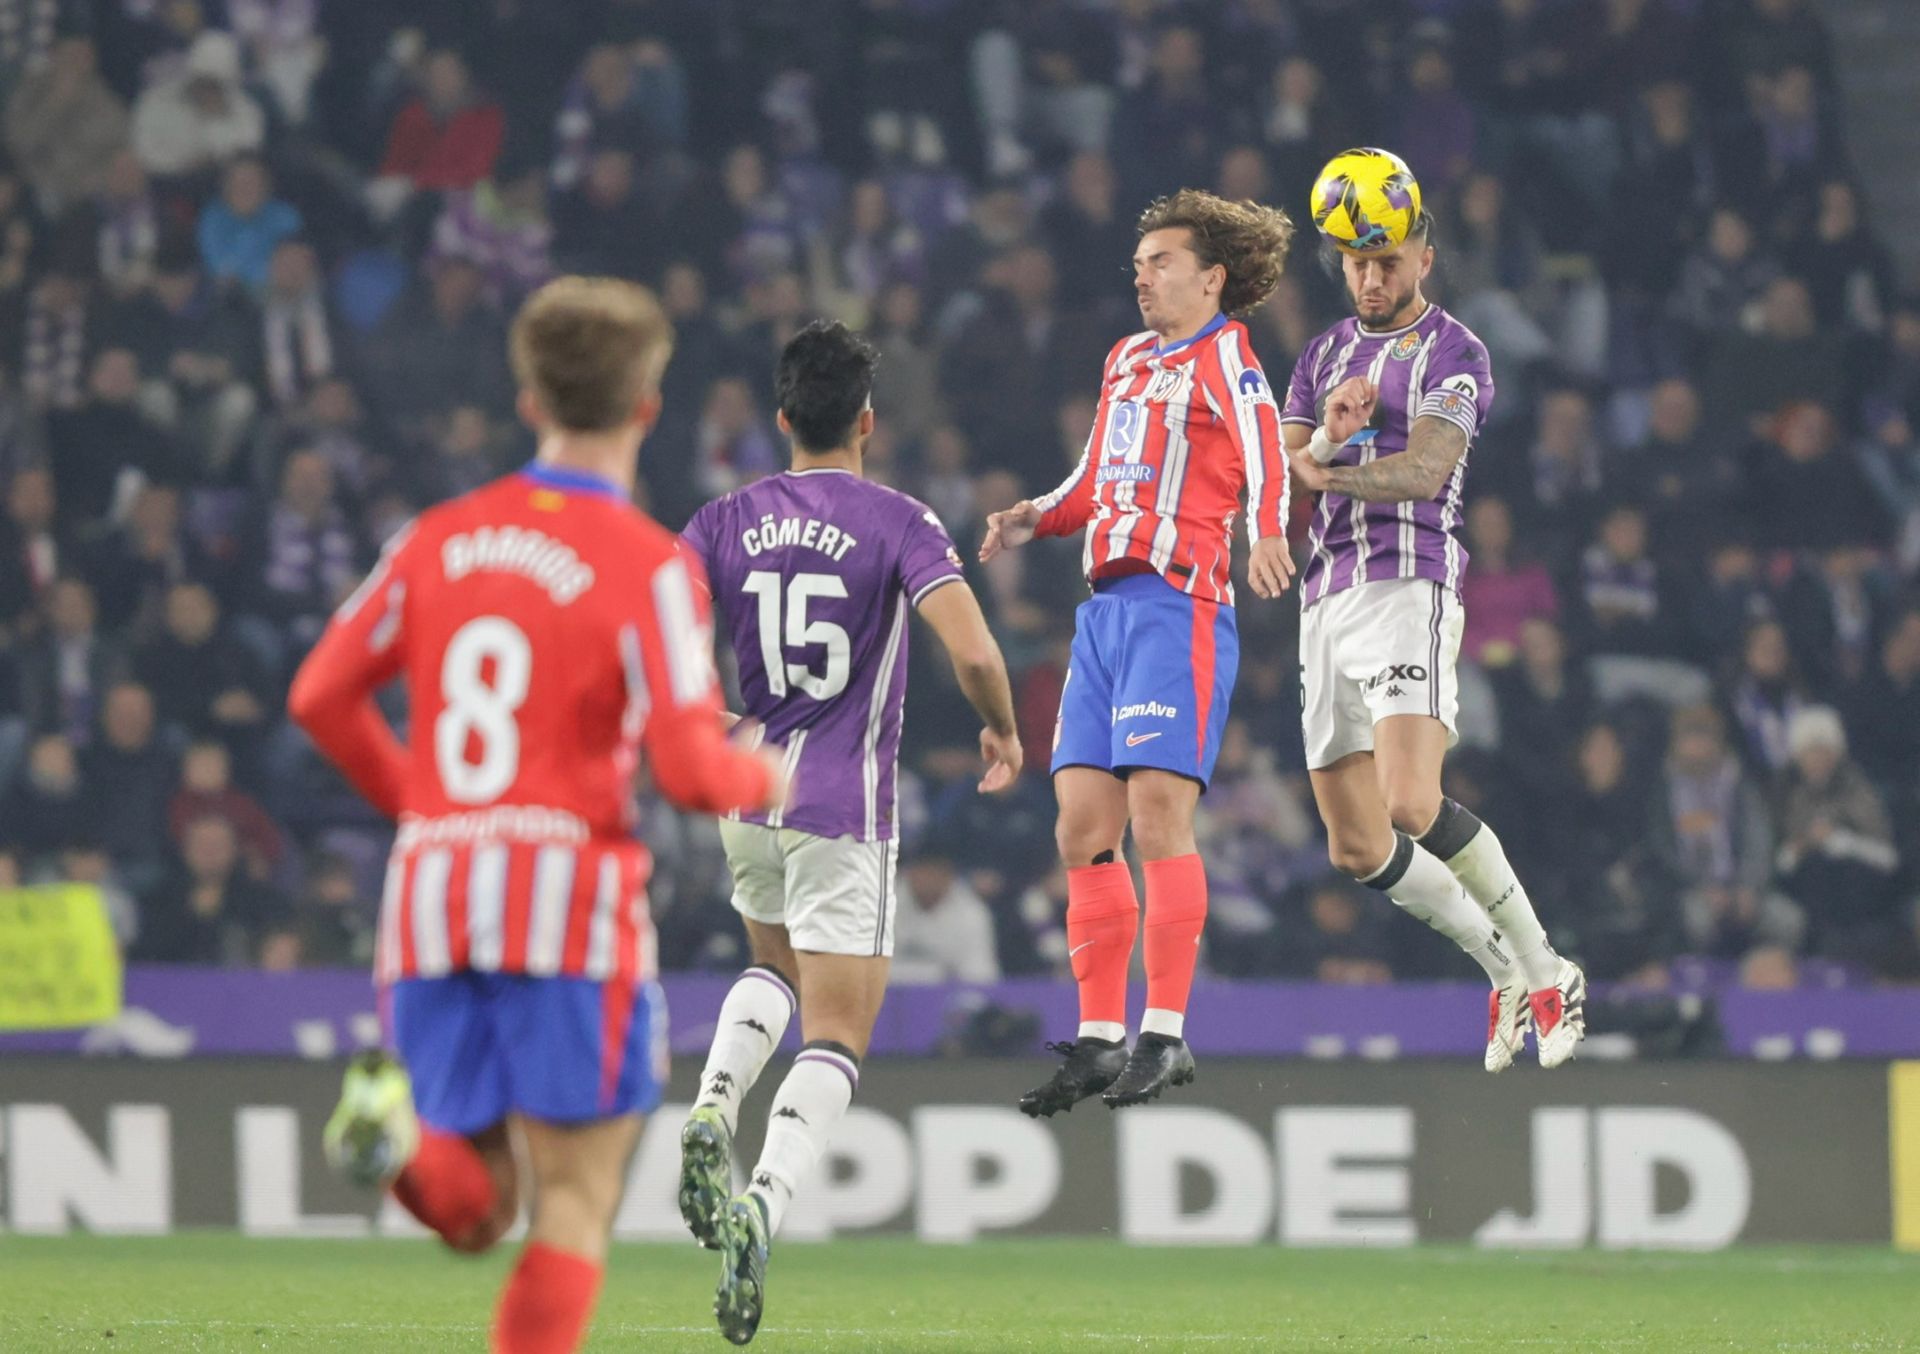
[681,469,965,843]
[1280,304,1495,609]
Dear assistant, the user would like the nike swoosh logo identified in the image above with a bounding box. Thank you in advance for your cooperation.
[1068,941,1095,957]
[1124,732,1163,747]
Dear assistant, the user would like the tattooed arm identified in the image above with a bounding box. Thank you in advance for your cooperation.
[1294,414,1468,504]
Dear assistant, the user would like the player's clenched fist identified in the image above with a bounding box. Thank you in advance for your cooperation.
[979,500,1041,561]
[1325,376,1378,444]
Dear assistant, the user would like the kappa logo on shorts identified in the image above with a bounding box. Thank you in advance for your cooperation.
[1364,662,1429,693]
[1112,701,1178,724]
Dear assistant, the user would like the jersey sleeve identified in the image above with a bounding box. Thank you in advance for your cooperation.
[1280,337,1324,427]
[678,501,718,595]
[1414,330,1495,440]
[1034,337,1128,537]
[286,522,419,819]
[899,501,966,606]
[628,549,776,816]
[1203,328,1290,545]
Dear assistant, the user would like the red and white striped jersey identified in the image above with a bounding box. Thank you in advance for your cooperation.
[289,464,774,988]
[1035,314,1288,603]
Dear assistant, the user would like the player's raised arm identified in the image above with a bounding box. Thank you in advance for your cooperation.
[632,551,785,815]
[287,526,417,819]
[916,579,1022,792]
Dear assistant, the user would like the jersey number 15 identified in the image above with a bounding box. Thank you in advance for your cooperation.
[743,570,849,701]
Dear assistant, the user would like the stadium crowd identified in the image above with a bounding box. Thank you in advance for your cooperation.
[1,0,1918,992]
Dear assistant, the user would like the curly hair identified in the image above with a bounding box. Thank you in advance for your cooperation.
[1136,189,1295,318]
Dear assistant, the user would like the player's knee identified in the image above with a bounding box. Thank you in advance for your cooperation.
[1384,783,1443,838]
[1055,816,1122,867]
[1129,811,1193,862]
[1326,831,1393,880]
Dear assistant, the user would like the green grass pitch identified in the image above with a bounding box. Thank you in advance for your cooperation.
[1,1235,1915,1351]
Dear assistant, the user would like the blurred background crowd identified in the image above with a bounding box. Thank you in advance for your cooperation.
[1,0,1917,993]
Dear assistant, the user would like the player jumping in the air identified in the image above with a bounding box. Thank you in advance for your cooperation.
[678,321,1021,1345]
[289,278,784,1354]
[981,190,1296,1113]
[1283,188,1586,1070]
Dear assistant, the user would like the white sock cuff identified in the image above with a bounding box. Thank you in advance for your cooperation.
[794,1041,860,1096]
[740,965,798,1019]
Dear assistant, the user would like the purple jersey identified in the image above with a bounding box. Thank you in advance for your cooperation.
[682,469,965,842]
[1280,304,1495,608]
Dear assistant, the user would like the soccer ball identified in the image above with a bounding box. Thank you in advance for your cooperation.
[1310,148,1423,255]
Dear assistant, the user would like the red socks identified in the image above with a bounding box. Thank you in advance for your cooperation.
[391,1128,497,1249]
[493,1242,603,1354]
[1065,862,1138,1030]
[1143,854,1208,1031]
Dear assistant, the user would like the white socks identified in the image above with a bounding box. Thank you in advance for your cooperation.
[1140,1009,1185,1039]
[1420,802,1560,992]
[1360,833,1514,985]
[693,966,796,1136]
[1077,1020,1126,1043]
[747,1042,858,1237]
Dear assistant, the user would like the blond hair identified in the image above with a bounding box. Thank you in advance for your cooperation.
[1137,189,1295,317]
[509,276,675,432]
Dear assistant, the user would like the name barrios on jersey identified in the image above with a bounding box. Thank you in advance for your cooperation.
[442,526,595,605]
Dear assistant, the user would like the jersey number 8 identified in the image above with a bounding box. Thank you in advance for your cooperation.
[436,615,532,803]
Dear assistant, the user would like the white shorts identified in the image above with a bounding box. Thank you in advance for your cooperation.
[1300,578,1464,771]
[718,820,898,958]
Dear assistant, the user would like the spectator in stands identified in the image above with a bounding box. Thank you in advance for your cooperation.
[365,254,512,435]
[4,34,126,215]
[17,576,125,747]
[429,156,555,307]
[290,850,373,966]
[891,841,1001,985]
[1551,721,1675,980]
[4,239,108,415]
[1844,607,1920,808]
[1461,495,1557,667]
[92,149,160,298]
[373,48,503,196]
[82,681,176,884]
[1792,180,1895,336]
[82,483,211,635]
[1774,705,1899,964]
[867,280,944,448]
[122,233,259,478]
[1493,617,1593,803]
[1112,24,1219,206]
[1398,39,1474,194]
[234,448,359,649]
[132,581,273,746]
[1669,206,1779,347]
[0,160,37,298]
[1730,618,1810,776]
[256,240,341,414]
[196,155,301,295]
[135,812,285,965]
[1746,400,1889,551]
[1575,501,1681,660]
[1039,152,1129,316]
[1650,702,1804,958]
[1707,278,1845,435]
[0,731,85,862]
[131,31,265,179]
[550,148,651,280]
[1287,879,1394,985]
[45,347,182,526]
[1777,545,1889,693]
[0,464,63,635]
[1615,377,1740,544]
[693,375,777,499]
[169,738,283,882]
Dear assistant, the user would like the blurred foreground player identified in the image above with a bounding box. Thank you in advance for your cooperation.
[679,321,1021,1344]
[288,277,783,1354]
[1285,165,1584,1070]
[981,190,1295,1112]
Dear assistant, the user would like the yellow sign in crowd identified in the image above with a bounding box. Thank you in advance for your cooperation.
[0,884,124,1031]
